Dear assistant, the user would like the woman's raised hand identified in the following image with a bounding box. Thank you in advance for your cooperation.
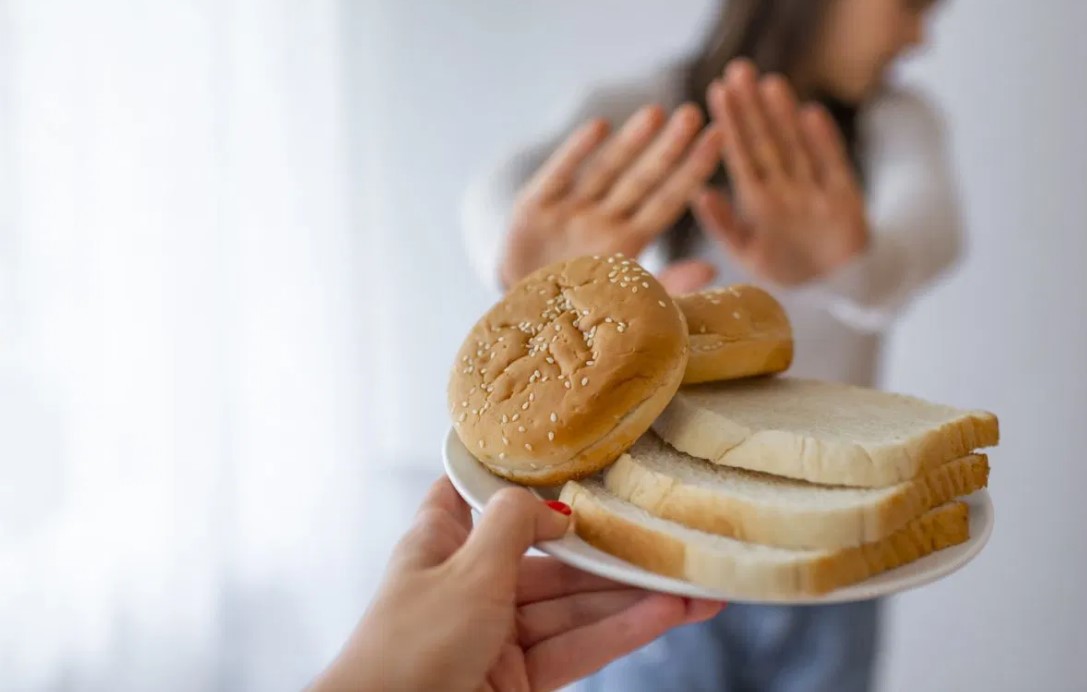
[501,104,722,294]
[694,60,869,286]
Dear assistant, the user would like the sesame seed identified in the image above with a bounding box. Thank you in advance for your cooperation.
[458,413,466,422]
[512,413,519,421]
[658,301,667,307]
[529,393,535,402]
[581,377,589,386]
[478,440,484,449]
[522,402,530,410]
[548,431,555,441]
[586,360,595,366]
[605,318,613,323]
[525,443,533,451]
[617,325,626,333]
[502,436,509,445]
[582,309,590,315]
[642,282,650,288]
[472,409,478,416]
[565,381,572,389]
[499,453,506,460]
[518,425,526,432]
[546,357,555,364]
[733,311,741,319]
[550,412,558,423]
[501,414,508,423]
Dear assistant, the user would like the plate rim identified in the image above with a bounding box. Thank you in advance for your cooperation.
[442,427,994,605]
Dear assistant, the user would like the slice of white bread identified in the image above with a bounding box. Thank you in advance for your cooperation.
[605,435,989,549]
[559,479,971,599]
[654,377,999,487]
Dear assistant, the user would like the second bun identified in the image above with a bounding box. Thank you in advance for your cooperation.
[676,285,793,385]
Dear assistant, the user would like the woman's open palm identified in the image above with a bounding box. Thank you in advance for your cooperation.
[694,60,869,286]
[502,104,722,294]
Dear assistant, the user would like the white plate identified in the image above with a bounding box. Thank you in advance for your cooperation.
[442,428,994,605]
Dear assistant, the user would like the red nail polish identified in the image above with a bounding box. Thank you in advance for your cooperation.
[545,500,572,516]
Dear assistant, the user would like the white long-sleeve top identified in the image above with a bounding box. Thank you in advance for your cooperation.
[460,64,963,387]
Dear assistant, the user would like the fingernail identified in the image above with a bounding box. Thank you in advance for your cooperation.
[684,597,727,619]
[545,500,573,516]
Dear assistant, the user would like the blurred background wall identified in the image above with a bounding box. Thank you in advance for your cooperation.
[1,0,1084,689]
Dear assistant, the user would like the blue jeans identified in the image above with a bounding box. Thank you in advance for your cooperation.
[578,600,881,692]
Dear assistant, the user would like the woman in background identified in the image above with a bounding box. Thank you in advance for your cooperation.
[461,0,960,689]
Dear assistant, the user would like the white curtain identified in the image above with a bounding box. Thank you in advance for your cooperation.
[0,2,419,689]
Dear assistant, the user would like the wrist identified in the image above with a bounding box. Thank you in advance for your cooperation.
[309,612,409,692]
[500,222,547,289]
[309,667,381,692]
[818,215,869,278]
[498,256,519,291]
[308,642,385,692]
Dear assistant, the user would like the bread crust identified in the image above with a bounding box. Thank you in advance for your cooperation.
[654,377,1000,487]
[605,441,989,548]
[560,480,971,599]
[675,285,793,385]
[448,255,688,485]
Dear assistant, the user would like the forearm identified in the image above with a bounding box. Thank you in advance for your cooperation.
[807,202,962,331]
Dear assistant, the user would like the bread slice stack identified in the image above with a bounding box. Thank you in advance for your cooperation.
[558,287,999,600]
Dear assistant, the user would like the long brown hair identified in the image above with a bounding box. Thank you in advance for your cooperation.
[668,0,863,260]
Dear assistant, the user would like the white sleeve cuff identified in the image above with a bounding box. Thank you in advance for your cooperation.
[798,231,910,333]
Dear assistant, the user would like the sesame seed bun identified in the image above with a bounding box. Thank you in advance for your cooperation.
[448,254,688,486]
[675,285,793,385]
